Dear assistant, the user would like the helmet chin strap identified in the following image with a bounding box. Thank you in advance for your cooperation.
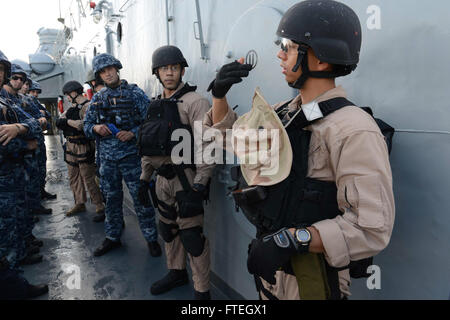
[288,44,310,90]
[288,43,348,90]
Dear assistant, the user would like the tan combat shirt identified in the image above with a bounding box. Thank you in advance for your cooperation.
[204,86,395,296]
[140,82,212,185]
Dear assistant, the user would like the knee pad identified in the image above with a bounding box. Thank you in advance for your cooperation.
[158,220,178,243]
[179,226,205,257]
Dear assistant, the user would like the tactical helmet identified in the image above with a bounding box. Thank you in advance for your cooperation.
[85,69,104,86]
[11,63,28,81]
[62,81,84,95]
[30,80,42,93]
[276,0,362,88]
[92,53,123,76]
[152,45,188,75]
[0,50,11,80]
[85,69,96,83]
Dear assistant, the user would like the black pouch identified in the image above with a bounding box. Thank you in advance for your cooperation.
[157,164,177,180]
[175,190,204,218]
[232,186,267,206]
[349,257,374,279]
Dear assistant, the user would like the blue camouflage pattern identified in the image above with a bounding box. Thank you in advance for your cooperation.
[10,64,28,81]
[29,80,42,93]
[0,89,41,139]
[84,80,150,161]
[0,96,34,269]
[0,163,27,269]
[15,95,43,249]
[84,80,157,242]
[1,91,42,265]
[20,94,48,190]
[100,154,157,242]
[92,53,123,74]
[31,96,51,121]
[0,50,11,79]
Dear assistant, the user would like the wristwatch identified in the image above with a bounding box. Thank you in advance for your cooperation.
[294,228,312,252]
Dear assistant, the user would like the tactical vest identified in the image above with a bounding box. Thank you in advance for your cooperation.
[0,97,32,166]
[95,84,142,132]
[0,96,20,124]
[137,83,196,158]
[231,97,394,279]
[61,106,85,139]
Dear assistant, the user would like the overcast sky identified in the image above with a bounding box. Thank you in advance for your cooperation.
[0,0,66,62]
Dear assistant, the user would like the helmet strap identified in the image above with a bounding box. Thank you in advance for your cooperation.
[289,44,310,90]
[289,44,351,90]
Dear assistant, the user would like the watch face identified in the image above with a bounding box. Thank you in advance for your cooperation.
[296,229,311,244]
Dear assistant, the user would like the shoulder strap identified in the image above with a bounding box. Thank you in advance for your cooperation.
[172,83,197,101]
[317,97,356,117]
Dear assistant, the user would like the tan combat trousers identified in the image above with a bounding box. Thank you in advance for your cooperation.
[155,168,210,293]
[67,162,103,207]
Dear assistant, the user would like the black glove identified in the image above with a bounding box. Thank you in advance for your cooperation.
[207,61,253,98]
[55,117,68,129]
[138,180,151,207]
[192,183,206,194]
[247,228,299,285]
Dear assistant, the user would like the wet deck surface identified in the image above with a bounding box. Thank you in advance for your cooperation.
[25,135,228,300]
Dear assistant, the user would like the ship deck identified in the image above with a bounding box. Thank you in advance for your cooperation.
[25,135,229,300]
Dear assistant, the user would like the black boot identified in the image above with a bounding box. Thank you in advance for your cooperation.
[26,235,43,248]
[19,254,43,266]
[148,241,162,257]
[194,290,211,300]
[26,283,49,299]
[150,269,189,295]
[26,245,40,256]
[93,238,122,257]
[33,205,52,215]
[92,213,106,223]
[0,260,48,300]
[41,188,57,200]
[33,216,40,223]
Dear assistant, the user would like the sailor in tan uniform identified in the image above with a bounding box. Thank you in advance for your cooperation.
[56,81,105,218]
[205,0,395,300]
[137,46,213,300]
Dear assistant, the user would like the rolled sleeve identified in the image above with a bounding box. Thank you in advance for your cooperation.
[313,218,350,268]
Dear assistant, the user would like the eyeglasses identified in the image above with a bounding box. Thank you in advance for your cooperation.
[159,65,181,73]
[11,75,25,82]
[280,38,293,53]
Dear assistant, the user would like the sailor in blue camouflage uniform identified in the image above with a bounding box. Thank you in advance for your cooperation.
[0,50,48,299]
[28,80,57,201]
[2,64,50,266]
[83,53,161,257]
[20,77,51,204]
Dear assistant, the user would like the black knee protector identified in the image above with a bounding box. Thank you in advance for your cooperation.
[158,220,179,243]
[179,226,205,257]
